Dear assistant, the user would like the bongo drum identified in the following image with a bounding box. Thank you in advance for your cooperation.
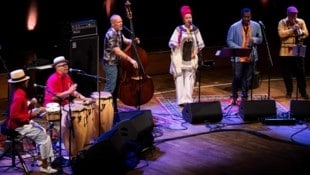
[61,103,87,156]
[73,99,95,146]
[45,102,61,121]
[90,91,114,137]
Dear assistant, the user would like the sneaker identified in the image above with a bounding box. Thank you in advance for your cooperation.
[39,166,58,174]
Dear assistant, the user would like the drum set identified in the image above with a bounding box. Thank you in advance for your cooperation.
[42,91,114,157]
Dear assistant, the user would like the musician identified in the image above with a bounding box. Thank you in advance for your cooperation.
[278,5,309,99]
[43,56,87,107]
[43,56,88,150]
[102,14,138,112]
[226,7,263,103]
[168,5,205,107]
[6,69,57,174]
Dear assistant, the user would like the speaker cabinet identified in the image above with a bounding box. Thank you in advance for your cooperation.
[290,100,310,121]
[182,101,223,124]
[239,100,276,121]
[114,110,154,150]
[72,110,154,174]
[72,128,129,174]
[69,35,99,97]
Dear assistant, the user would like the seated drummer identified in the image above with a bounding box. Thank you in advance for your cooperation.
[43,56,88,107]
[6,69,58,174]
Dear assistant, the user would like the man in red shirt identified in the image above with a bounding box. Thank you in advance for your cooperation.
[44,56,86,107]
[7,69,57,174]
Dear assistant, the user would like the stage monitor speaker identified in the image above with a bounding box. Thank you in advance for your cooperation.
[72,110,154,174]
[290,100,310,121]
[69,35,99,97]
[72,128,131,175]
[182,101,223,124]
[239,100,276,121]
[114,110,154,152]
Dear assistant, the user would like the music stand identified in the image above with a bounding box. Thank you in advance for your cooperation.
[216,47,252,107]
[292,44,307,99]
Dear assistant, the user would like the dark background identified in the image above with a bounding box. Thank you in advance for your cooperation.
[0,0,309,72]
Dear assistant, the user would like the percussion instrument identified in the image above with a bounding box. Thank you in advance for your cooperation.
[90,91,114,137]
[73,99,95,146]
[61,103,87,156]
[45,102,61,121]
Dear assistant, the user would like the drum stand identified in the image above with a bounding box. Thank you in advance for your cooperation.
[45,89,70,173]
[46,122,57,148]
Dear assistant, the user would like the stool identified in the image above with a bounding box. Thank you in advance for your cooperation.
[0,128,30,175]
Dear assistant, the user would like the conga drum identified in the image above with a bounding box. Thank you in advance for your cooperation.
[73,99,95,146]
[61,103,87,156]
[90,91,114,137]
[45,102,61,121]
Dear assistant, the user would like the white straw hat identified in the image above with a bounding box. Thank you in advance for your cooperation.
[8,69,30,83]
[53,56,68,67]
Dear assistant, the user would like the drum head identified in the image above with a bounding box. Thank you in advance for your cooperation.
[73,99,92,105]
[46,102,59,108]
[91,91,112,99]
[63,103,84,112]
[46,106,60,113]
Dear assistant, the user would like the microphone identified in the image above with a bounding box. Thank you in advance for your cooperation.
[189,21,195,26]
[69,68,83,73]
[33,83,46,89]
[258,21,265,29]
[123,26,134,35]
[189,21,197,30]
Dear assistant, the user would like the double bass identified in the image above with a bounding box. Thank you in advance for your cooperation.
[118,0,154,107]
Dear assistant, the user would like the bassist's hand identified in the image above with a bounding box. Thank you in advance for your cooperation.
[129,58,138,69]
[134,37,140,44]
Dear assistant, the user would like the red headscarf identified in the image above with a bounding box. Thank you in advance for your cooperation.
[180,5,192,19]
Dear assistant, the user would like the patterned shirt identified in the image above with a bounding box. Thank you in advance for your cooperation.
[103,27,123,65]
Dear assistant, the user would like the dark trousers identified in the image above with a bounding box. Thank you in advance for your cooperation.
[280,56,307,95]
[231,61,254,99]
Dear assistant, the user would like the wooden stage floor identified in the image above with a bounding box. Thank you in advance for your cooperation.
[1,67,310,175]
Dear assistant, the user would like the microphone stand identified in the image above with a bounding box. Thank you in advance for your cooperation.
[260,22,273,100]
[74,71,106,138]
[67,96,74,160]
[45,88,70,172]
[292,40,306,100]
[192,26,215,102]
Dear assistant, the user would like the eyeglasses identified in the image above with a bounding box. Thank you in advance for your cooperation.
[57,63,68,67]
